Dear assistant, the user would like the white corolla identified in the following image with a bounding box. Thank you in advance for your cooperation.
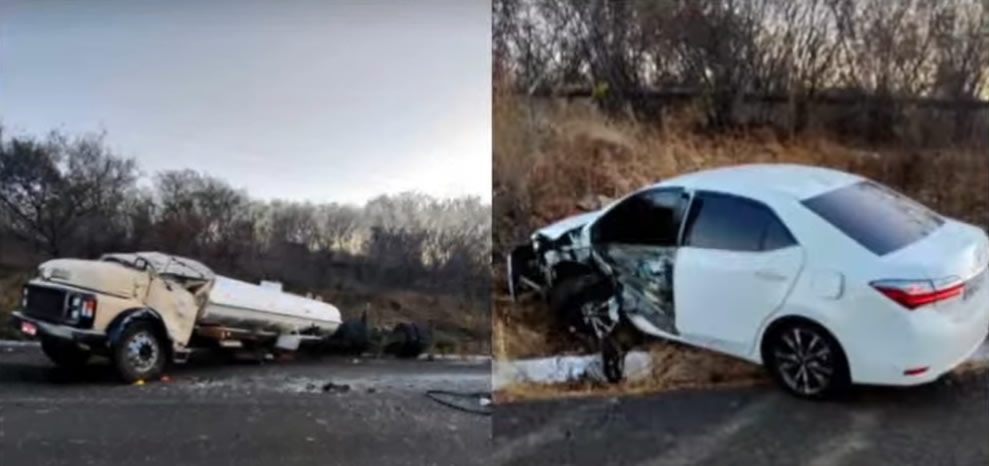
[508,164,989,398]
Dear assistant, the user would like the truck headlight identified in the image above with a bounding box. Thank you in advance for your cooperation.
[67,294,97,324]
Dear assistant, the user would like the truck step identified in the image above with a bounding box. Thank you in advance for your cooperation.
[172,349,192,364]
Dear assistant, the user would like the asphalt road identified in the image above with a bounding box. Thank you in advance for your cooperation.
[493,368,989,466]
[0,346,492,466]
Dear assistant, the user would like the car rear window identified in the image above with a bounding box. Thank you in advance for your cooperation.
[802,181,943,256]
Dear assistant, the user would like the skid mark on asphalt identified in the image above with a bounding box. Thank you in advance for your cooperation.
[805,410,879,466]
[634,395,778,466]
[491,404,598,464]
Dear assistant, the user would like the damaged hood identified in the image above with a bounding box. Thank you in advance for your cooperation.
[533,210,604,241]
[35,258,150,299]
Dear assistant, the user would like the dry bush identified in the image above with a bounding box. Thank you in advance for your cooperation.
[0,267,31,339]
[493,95,989,396]
[495,96,989,256]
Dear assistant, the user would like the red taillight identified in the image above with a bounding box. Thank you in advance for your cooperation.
[903,366,929,376]
[871,279,964,310]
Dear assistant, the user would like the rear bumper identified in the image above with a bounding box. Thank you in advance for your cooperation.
[847,305,989,386]
[10,311,106,348]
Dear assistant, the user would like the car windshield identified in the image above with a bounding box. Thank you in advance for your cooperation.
[802,181,944,256]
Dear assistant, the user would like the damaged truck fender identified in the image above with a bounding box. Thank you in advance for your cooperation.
[106,308,171,351]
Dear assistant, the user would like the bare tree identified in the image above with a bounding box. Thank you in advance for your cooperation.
[0,129,137,256]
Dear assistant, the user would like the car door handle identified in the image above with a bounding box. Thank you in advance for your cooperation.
[754,270,787,282]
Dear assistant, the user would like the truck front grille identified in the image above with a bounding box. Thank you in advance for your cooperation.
[23,285,67,323]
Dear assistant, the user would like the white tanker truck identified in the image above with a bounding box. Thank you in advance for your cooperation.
[10,252,425,382]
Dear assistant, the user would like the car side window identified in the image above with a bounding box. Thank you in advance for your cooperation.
[683,191,796,252]
[591,188,687,247]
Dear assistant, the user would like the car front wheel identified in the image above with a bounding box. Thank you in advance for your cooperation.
[764,322,849,399]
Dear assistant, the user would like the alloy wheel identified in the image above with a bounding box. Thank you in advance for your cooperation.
[773,327,835,396]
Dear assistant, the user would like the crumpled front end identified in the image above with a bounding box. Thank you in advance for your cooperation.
[506,210,601,300]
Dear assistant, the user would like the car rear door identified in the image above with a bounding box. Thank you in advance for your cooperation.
[673,191,804,357]
[588,187,689,335]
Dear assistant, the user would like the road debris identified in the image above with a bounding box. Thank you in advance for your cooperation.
[322,382,351,393]
[425,390,493,416]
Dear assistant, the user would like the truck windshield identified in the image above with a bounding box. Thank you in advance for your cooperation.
[802,181,944,256]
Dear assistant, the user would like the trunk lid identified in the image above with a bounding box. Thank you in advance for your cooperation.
[880,220,989,318]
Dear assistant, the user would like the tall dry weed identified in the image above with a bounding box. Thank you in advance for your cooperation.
[494,96,989,256]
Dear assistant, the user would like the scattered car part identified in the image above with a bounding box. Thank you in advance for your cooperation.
[600,334,625,384]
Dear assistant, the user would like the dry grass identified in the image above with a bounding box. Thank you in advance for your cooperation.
[493,94,989,398]
[495,96,989,254]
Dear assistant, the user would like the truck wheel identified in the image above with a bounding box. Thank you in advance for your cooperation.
[41,337,90,370]
[329,319,370,355]
[112,322,166,383]
[386,322,426,359]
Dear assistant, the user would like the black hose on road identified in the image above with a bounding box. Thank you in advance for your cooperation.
[425,389,492,416]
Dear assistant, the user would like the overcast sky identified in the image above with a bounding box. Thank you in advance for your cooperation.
[0,0,491,205]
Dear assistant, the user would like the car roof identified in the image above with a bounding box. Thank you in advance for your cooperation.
[654,163,863,201]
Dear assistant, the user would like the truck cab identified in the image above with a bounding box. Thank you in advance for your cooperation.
[11,252,216,382]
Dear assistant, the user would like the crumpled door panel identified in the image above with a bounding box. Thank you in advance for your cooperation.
[597,244,678,334]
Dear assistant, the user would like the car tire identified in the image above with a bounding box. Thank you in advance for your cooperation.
[763,321,850,400]
[112,322,167,383]
[41,337,90,370]
[549,273,614,337]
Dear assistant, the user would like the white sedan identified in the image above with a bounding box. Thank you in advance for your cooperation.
[507,164,989,398]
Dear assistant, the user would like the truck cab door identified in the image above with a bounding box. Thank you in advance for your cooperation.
[144,276,199,347]
[588,187,690,335]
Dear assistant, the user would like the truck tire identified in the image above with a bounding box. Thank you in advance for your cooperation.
[112,322,167,383]
[386,322,427,359]
[41,337,90,370]
[327,319,371,355]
